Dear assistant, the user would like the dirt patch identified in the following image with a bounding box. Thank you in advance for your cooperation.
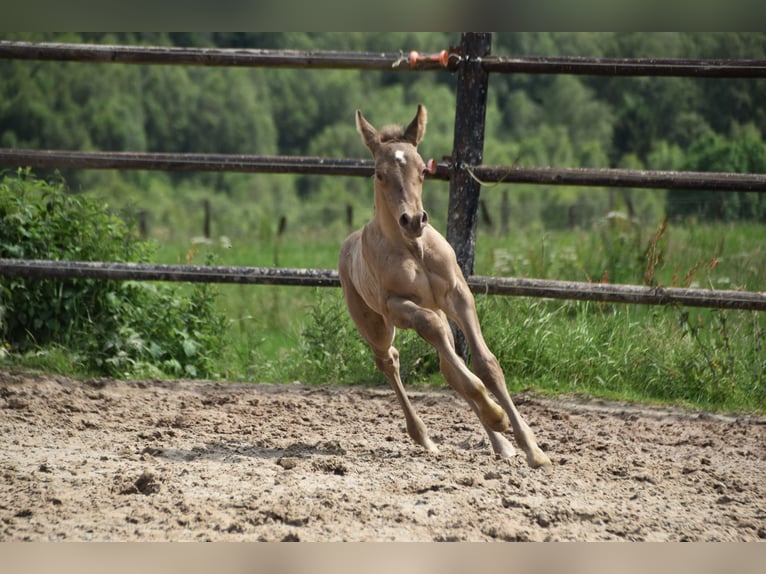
[1,370,764,541]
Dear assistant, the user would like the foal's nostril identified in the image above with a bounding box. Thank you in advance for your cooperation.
[399,213,410,228]
[421,210,428,225]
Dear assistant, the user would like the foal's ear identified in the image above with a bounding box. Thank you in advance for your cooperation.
[403,104,427,146]
[356,110,379,154]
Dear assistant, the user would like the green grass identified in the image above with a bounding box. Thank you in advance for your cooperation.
[136,219,766,413]
[476,220,766,290]
[6,204,763,412]
[151,235,342,380]
[478,297,765,412]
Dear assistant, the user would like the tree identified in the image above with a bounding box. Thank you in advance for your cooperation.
[667,130,766,221]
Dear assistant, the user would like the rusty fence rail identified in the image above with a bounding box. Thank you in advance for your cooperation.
[0,149,377,177]
[1,35,765,312]
[478,54,766,77]
[2,259,765,311]
[2,148,766,192]
[0,41,425,70]
[3,40,766,78]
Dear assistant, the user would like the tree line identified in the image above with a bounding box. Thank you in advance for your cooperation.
[1,32,765,228]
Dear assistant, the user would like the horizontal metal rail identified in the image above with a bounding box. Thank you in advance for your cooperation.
[3,41,766,78]
[0,149,376,177]
[0,41,440,71]
[0,259,341,287]
[468,164,766,191]
[3,148,766,192]
[479,54,766,78]
[2,259,764,311]
[469,275,766,310]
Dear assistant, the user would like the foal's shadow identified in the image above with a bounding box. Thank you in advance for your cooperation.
[147,440,347,464]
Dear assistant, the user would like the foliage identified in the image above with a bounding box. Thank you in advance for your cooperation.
[280,284,765,412]
[291,290,377,384]
[2,32,766,240]
[276,288,765,412]
[0,171,226,378]
[1,33,765,412]
[666,129,766,221]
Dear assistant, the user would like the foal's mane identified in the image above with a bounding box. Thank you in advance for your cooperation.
[379,124,408,143]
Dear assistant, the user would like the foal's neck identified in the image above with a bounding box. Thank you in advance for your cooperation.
[368,212,426,260]
[371,193,403,242]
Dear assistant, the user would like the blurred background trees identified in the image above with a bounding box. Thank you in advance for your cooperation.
[1,32,765,236]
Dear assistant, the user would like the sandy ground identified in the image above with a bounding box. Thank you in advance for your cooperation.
[1,370,764,541]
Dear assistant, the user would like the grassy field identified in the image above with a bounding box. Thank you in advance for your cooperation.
[150,219,766,413]
[4,173,762,413]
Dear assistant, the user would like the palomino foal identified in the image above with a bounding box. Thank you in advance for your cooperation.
[338,104,551,469]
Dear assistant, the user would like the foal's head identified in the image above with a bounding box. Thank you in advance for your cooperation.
[356,105,430,240]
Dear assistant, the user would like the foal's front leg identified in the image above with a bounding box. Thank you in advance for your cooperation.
[339,278,437,453]
[374,343,439,453]
[386,297,509,433]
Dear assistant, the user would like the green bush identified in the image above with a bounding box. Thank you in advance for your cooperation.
[0,170,226,378]
[293,290,376,384]
[667,131,766,222]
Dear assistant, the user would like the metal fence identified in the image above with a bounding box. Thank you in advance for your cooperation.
[1,33,765,311]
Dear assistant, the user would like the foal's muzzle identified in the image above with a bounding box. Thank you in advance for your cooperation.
[399,210,428,237]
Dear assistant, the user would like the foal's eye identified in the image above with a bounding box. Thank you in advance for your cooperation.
[375,171,384,181]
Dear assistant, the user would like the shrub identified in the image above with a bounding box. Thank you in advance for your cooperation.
[291,290,377,384]
[290,289,440,386]
[0,170,226,378]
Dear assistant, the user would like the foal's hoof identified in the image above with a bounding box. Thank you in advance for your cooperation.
[420,437,439,454]
[527,450,553,471]
[492,441,517,461]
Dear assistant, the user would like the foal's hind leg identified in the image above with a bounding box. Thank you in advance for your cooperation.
[447,286,551,469]
[437,312,518,459]
[340,282,437,453]
[469,342,550,468]
[439,354,518,459]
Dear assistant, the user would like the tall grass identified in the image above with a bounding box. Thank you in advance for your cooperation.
[8,186,762,412]
[478,297,765,412]
[477,219,766,291]
[147,218,765,412]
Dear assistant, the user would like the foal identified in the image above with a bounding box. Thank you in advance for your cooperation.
[338,104,551,469]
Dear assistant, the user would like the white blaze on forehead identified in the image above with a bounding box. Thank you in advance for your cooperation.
[394,150,406,165]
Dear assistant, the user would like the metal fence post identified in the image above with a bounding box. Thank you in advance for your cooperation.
[447,32,492,360]
[447,32,492,277]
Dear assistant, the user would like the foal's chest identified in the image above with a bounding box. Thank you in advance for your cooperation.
[378,245,453,308]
